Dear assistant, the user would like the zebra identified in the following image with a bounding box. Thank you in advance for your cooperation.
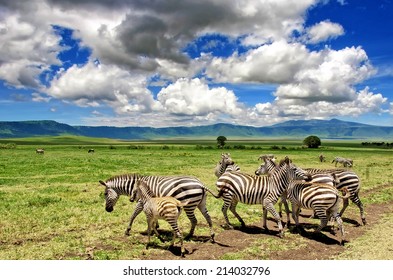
[319,154,326,162]
[99,174,219,241]
[215,157,309,238]
[88,149,95,153]
[36,148,44,154]
[214,153,240,178]
[258,154,275,162]
[304,168,365,225]
[130,180,185,256]
[254,157,338,220]
[287,181,351,245]
[332,157,353,167]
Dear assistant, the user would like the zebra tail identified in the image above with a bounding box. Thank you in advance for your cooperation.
[340,187,351,199]
[203,186,222,199]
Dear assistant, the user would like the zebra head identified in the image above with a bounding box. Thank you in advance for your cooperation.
[255,157,278,175]
[220,153,234,166]
[275,156,310,182]
[99,180,120,212]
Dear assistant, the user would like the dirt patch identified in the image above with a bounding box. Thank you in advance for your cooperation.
[135,184,392,260]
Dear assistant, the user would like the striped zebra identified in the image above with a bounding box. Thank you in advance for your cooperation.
[255,159,338,219]
[130,180,185,256]
[305,168,365,225]
[99,174,219,241]
[36,148,44,154]
[215,157,309,238]
[214,153,241,178]
[287,181,350,244]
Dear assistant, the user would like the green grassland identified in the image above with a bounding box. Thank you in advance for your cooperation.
[0,136,392,259]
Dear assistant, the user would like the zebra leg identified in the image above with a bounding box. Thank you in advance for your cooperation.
[280,195,291,227]
[125,200,144,236]
[314,210,328,233]
[291,204,303,233]
[333,213,345,245]
[350,194,366,225]
[339,196,349,218]
[264,200,284,238]
[221,195,235,229]
[229,200,246,228]
[183,208,198,240]
[197,194,215,241]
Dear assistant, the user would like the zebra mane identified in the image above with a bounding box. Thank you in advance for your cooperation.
[104,173,141,183]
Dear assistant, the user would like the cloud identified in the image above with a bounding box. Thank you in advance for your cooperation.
[157,78,244,117]
[304,20,344,44]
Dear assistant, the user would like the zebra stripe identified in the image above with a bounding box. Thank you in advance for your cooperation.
[215,157,308,238]
[99,174,219,240]
[131,181,185,256]
[304,168,365,225]
[287,181,349,244]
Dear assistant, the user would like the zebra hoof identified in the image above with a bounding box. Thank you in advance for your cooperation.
[278,231,284,238]
[221,224,233,230]
[362,218,367,225]
[124,230,131,236]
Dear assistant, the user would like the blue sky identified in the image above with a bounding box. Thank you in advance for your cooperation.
[0,0,392,127]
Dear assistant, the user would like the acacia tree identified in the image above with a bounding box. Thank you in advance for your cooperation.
[303,135,321,148]
[216,136,227,149]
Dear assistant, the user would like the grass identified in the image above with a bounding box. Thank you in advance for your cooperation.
[0,137,392,259]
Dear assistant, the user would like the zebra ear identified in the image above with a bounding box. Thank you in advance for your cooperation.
[99,180,107,187]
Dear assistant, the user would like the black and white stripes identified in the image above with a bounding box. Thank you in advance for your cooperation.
[99,174,219,240]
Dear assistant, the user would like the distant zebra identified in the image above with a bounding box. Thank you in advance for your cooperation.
[258,154,275,162]
[214,153,240,178]
[319,154,326,162]
[88,149,95,153]
[287,181,350,244]
[255,158,338,220]
[305,168,365,225]
[99,174,219,240]
[215,157,309,237]
[130,180,185,256]
[36,148,44,154]
[332,157,353,167]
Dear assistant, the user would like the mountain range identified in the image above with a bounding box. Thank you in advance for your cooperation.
[0,119,393,140]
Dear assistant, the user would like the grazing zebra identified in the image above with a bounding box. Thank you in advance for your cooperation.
[36,148,44,154]
[332,157,353,167]
[305,168,365,225]
[319,154,326,162]
[287,181,350,244]
[130,180,185,256]
[88,149,95,153]
[99,174,219,240]
[254,158,338,220]
[258,154,275,162]
[215,157,309,238]
[214,153,240,178]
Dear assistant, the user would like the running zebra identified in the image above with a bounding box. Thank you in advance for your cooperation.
[99,174,219,240]
[305,168,365,225]
[214,153,241,178]
[215,157,309,238]
[332,157,353,167]
[287,181,350,244]
[130,180,185,256]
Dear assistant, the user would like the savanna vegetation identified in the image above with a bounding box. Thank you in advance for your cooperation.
[0,136,392,260]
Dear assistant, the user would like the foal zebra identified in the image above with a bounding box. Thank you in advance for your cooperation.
[99,174,219,240]
[305,168,365,225]
[130,181,185,256]
[287,181,350,244]
[215,157,309,238]
[214,153,240,178]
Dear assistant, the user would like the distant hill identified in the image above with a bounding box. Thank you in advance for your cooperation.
[1,119,393,140]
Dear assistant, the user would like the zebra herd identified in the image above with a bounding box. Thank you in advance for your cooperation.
[99,152,365,255]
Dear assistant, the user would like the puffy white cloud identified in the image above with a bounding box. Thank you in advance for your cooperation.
[304,20,344,44]
[45,61,160,113]
[157,78,244,117]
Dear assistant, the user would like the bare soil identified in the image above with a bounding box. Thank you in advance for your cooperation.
[136,184,392,260]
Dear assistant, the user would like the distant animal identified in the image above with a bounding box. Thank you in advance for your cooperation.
[332,157,353,167]
[258,154,275,162]
[319,154,326,162]
[36,148,44,154]
[88,149,95,153]
[130,180,185,256]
